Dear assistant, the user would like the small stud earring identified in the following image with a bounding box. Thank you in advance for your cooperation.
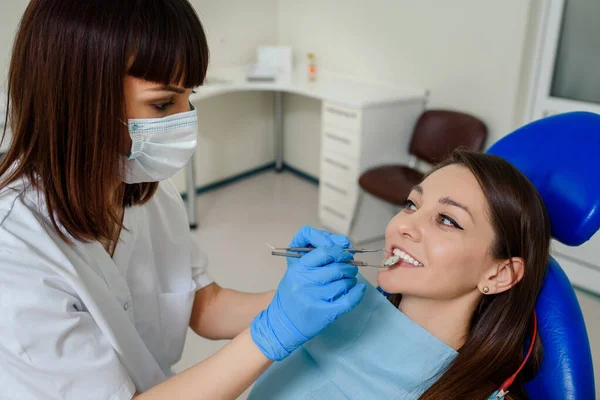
[482,287,490,294]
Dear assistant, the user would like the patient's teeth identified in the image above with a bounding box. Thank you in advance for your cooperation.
[384,255,401,266]
[391,248,423,266]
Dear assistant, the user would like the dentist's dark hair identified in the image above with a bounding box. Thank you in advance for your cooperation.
[391,149,550,400]
[0,0,208,244]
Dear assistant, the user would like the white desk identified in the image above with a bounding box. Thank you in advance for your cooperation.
[186,67,428,240]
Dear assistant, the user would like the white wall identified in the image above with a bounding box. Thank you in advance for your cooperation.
[192,0,278,69]
[172,91,276,192]
[0,1,28,88]
[171,0,279,191]
[277,0,533,176]
[514,0,546,126]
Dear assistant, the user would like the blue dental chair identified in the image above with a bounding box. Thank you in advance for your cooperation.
[486,112,598,399]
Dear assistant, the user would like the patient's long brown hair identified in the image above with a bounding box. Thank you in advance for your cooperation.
[0,0,208,244]
[390,150,550,399]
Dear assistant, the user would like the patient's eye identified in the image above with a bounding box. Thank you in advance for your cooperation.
[436,213,464,230]
[402,199,417,211]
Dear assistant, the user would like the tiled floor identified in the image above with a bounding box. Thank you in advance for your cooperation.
[173,171,600,398]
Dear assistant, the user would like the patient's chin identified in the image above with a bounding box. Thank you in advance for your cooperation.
[377,263,424,294]
[377,267,404,293]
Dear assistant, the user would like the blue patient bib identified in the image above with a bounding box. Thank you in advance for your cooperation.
[249,276,458,399]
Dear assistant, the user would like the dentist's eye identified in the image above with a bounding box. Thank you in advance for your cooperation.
[152,101,174,111]
[402,199,417,211]
[437,213,464,230]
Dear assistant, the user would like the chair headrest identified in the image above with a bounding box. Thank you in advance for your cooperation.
[486,112,600,246]
[486,112,597,398]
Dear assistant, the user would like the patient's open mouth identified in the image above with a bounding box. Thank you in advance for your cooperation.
[383,247,424,267]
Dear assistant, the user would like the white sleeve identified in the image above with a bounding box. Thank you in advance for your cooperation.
[190,235,214,290]
[0,257,136,400]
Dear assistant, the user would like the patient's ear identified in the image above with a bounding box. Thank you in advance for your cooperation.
[478,257,525,295]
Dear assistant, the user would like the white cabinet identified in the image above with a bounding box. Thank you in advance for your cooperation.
[321,126,361,158]
[318,99,425,243]
[191,66,427,244]
[322,103,362,132]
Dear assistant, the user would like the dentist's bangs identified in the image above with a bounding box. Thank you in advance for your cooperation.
[127,0,209,88]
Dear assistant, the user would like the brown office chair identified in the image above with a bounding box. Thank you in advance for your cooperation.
[358,110,487,205]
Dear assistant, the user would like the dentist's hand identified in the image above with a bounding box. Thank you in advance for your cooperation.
[250,226,366,361]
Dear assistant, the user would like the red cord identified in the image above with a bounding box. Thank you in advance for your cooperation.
[498,311,538,392]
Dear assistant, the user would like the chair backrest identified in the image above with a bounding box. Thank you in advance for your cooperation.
[409,110,487,165]
[487,111,599,399]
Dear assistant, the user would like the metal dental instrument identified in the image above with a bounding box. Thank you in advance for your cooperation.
[270,250,387,269]
[273,247,385,254]
[266,244,387,254]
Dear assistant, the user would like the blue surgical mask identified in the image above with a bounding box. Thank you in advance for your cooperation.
[121,106,198,184]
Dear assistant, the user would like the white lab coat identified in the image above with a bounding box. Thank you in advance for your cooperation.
[0,177,213,399]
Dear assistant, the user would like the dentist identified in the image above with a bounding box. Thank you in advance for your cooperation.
[0,1,365,399]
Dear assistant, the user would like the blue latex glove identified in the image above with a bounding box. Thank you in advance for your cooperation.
[251,226,367,361]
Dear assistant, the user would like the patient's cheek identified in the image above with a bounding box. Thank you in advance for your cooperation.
[376,258,434,297]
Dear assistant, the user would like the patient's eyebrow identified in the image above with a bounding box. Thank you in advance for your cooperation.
[410,185,474,221]
[439,197,474,222]
[410,185,423,195]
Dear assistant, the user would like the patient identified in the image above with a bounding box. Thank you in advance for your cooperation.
[251,149,550,400]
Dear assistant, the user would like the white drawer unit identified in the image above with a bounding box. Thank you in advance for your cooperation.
[319,200,353,234]
[318,100,426,243]
[319,179,357,210]
[322,103,362,132]
[320,149,359,185]
[321,126,361,158]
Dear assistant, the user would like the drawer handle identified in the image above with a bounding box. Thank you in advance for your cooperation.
[326,106,357,119]
[324,157,350,171]
[325,133,351,145]
[323,205,347,220]
[324,182,348,196]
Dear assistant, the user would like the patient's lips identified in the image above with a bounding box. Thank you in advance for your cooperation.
[384,247,424,267]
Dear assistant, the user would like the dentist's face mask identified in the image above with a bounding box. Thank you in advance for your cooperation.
[121,104,198,184]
